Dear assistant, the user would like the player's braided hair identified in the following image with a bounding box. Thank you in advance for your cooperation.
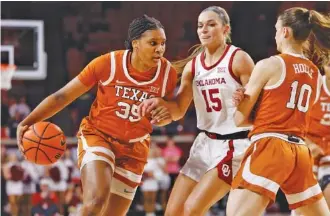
[125,14,164,50]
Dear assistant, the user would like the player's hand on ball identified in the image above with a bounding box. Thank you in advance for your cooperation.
[150,106,172,124]
[16,124,29,155]
[232,87,245,106]
[138,97,164,117]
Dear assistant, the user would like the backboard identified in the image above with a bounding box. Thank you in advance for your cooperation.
[1,19,47,80]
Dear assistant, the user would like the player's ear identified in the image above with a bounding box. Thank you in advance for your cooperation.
[223,25,230,36]
[132,40,139,51]
[283,27,291,39]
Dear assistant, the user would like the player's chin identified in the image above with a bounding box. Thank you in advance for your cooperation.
[151,57,161,65]
[200,41,213,48]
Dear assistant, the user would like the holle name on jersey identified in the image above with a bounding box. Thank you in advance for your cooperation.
[115,85,155,102]
[293,63,314,78]
[196,77,227,87]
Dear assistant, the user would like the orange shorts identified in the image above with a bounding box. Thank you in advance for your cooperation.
[232,133,323,210]
[77,120,150,199]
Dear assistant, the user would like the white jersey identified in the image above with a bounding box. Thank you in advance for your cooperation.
[192,44,250,134]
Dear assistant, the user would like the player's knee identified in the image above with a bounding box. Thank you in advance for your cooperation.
[184,200,201,216]
[164,203,180,216]
[82,197,105,214]
[82,190,110,214]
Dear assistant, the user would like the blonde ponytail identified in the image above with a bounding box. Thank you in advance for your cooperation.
[172,44,204,75]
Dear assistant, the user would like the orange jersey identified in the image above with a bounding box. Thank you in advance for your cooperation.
[250,53,322,138]
[78,50,177,142]
[307,76,330,154]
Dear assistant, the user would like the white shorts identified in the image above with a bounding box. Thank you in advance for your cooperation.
[6,181,23,196]
[180,132,250,184]
[156,174,171,190]
[141,178,159,192]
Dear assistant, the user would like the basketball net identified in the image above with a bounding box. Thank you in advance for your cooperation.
[1,64,16,90]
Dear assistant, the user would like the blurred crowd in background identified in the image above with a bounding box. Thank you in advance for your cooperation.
[1,137,184,216]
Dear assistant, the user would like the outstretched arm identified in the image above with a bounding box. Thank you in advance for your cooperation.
[19,78,92,126]
[17,78,93,153]
[139,60,194,122]
[16,54,109,153]
[165,60,194,120]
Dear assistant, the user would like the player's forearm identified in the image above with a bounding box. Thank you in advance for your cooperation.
[20,77,92,126]
[167,102,186,120]
[163,101,183,120]
[234,110,253,127]
[163,99,191,121]
[19,93,74,126]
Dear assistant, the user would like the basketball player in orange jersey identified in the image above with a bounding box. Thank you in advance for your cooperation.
[226,7,330,216]
[306,58,330,208]
[139,6,254,216]
[16,15,177,216]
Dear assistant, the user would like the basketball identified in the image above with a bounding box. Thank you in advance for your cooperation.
[22,122,66,165]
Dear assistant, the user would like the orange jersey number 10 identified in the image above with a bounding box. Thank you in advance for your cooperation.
[286,81,312,113]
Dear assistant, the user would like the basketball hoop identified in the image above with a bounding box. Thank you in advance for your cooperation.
[1,64,16,90]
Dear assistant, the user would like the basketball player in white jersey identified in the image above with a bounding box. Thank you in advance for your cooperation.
[138,6,254,215]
